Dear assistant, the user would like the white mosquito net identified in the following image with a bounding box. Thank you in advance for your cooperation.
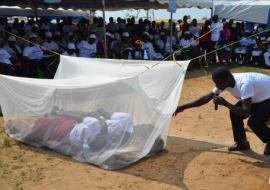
[0,55,189,170]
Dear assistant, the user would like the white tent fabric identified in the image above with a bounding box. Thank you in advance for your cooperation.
[153,0,270,24]
[0,55,189,170]
[213,0,270,24]
[0,6,87,17]
[151,0,213,9]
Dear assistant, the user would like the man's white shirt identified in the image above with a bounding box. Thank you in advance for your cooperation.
[213,73,270,103]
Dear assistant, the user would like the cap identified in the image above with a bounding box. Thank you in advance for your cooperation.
[29,33,38,39]
[106,32,114,38]
[54,31,61,36]
[143,32,150,36]
[89,33,97,39]
[122,32,130,38]
[193,33,199,37]
[244,29,251,34]
[68,32,74,37]
[8,36,16,42]
[45,31,52,38]
[67,43,76,50]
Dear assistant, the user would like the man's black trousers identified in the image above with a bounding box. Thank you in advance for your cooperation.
[230,99,270,143]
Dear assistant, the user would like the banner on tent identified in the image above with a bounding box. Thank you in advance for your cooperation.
[168,0,176,13]
[44,0,61,3]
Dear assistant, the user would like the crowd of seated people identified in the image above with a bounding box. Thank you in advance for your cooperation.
[0,15,270,78]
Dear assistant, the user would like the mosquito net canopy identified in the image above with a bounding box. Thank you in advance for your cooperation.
[0,55,189,170]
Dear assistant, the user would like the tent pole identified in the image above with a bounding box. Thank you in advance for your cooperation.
[211,0,215,17]
[170,12,173,53]
[35,7,39,21]
[102,0,108,58]
[34,0,38,22]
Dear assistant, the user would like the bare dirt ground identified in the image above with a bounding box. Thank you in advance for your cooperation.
[0,69,270,190]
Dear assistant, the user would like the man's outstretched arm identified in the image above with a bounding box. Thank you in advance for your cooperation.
[174,92,214,115]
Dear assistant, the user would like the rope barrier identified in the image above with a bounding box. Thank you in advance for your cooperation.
[147,0,260,71]
[190,28,270,62]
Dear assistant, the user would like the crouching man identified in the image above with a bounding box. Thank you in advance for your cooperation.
[174,67,270,155]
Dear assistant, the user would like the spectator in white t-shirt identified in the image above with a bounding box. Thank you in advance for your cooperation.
[188,19,202,37]
[174,67,270,156]
[210,15,223,64]
[77,34,97,58]
[0,39,15,75]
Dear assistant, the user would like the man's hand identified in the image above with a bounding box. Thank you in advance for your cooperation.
[213,96,228,107]
[173,106,186,117]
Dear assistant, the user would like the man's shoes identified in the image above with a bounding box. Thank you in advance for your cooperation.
[228,140,250,151]
[264,143,270,155]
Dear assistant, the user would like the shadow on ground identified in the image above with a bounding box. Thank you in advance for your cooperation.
[120,136,225,190]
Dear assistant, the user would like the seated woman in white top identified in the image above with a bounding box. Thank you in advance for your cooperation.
[62,43,77,57]
[178,31,193,60]
[42,31,59,56]
[234,31,255,64]
[263,44,270,68]
[0,39,15,75]
[141,32,163,60]
[23,34,44,61]
[23,34,45,77]
[251,38,263,66]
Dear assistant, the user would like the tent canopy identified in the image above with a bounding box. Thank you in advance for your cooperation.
[151,0,213,9]
[0,6,87,17]
[213,0,270,24]
[0,0,167,11]
[0,0,216,11]
[152,0,270,24]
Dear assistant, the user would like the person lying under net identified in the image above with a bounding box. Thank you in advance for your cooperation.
[8,108,165,169]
